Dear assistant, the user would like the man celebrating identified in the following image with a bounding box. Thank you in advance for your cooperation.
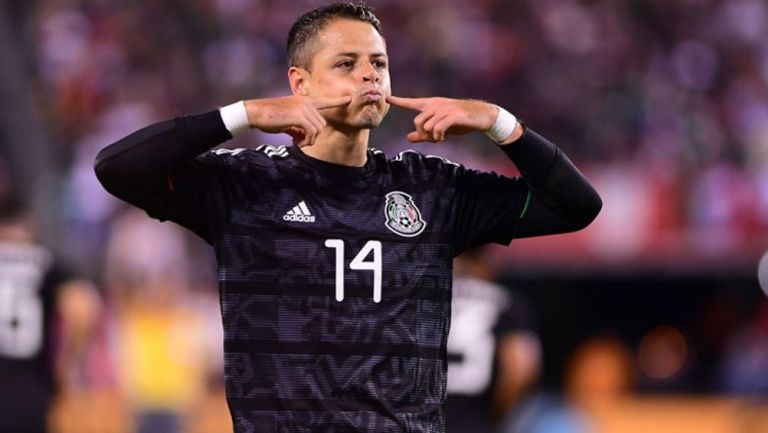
[94,3,601,433]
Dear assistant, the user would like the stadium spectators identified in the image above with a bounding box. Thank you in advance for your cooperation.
[15,0,768,270]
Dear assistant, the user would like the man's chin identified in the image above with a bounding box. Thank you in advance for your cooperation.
[341,113,385,130]
[357,115,383,129]
[357,104,388,128]
[327,105,388,130]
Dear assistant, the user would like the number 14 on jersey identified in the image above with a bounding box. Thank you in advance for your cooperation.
[324,239,382,303]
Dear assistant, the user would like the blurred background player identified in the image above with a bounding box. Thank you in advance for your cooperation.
[0,194,100,433]
[446,247,542,433]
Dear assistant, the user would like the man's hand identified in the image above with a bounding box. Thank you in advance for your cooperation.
[386,96,501,143]
[244,95,351,146]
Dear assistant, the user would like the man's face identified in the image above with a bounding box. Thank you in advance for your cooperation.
[298,19,391,129]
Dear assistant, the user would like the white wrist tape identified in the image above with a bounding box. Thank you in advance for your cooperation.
[220,100,250,136]
[485,105,518,143]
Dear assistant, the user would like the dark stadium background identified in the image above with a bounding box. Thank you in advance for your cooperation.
[1,0,767,432]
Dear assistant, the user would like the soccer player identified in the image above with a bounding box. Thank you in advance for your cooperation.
[0,195,100,433]
[94,3,601,433]
[446,248,541,433]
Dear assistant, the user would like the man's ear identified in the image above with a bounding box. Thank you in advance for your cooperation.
[288,66,310,96]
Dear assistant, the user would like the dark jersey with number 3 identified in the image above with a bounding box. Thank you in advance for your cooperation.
[0,242,63,433]
[445,277,535,433]
[94,110,601,433]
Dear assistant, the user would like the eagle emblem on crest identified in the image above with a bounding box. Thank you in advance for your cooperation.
[384,191,426,237]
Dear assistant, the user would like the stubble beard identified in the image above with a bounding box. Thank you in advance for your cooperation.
[356,103,388,129]
[326,103,388,132]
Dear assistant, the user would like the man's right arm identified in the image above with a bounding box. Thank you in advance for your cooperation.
[94,95,350,209]
[94,96,350,241]
[94,109,241,243]
[93,109,233,214]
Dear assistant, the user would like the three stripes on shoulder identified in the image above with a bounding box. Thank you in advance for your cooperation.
[212,145,289,158]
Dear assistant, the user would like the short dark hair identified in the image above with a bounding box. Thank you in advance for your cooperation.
[287,2,383,70]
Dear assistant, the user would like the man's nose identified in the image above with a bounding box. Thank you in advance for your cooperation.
[361,63,380,82]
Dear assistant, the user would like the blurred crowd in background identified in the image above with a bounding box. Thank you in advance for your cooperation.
[1,0,768,432]
[6,0,768,270]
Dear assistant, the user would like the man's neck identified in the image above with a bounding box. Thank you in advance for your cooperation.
[300,127,370,167]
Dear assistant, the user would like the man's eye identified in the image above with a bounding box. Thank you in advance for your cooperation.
[337,61,353,68]
[374,61,387,68]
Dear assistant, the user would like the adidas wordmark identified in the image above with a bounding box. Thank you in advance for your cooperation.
[283,201,315,223]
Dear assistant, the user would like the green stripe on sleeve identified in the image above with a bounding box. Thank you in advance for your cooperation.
[519,189,532,220]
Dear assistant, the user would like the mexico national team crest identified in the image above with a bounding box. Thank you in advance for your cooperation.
[384,191,426,237]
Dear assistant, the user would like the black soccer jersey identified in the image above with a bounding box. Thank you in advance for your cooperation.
[152,144,530,433]
[0,242,66,432]
[445,277,534,433]
[95,109,601,433]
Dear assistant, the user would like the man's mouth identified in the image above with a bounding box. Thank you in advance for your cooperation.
[361,90,382,102]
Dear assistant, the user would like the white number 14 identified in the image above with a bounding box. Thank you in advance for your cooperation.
[324,239,382,303]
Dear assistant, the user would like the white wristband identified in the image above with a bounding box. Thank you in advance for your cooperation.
[485,105,518,143]
[219,100,250,137]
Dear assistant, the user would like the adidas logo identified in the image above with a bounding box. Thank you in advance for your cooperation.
[283,201,315,223]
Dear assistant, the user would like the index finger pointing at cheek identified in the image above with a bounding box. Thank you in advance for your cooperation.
[312,95,352,110]
[385,95,429,112]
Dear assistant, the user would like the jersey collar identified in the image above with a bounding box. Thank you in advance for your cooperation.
[287,145,377,178]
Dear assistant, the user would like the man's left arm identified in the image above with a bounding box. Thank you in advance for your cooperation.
[495,123,602,237]
[386,96,602,238]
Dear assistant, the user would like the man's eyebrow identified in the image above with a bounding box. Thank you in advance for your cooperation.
[333,52,388,58]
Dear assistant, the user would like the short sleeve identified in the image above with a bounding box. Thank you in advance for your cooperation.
[147,151,235,244]
[451,167,531,255]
